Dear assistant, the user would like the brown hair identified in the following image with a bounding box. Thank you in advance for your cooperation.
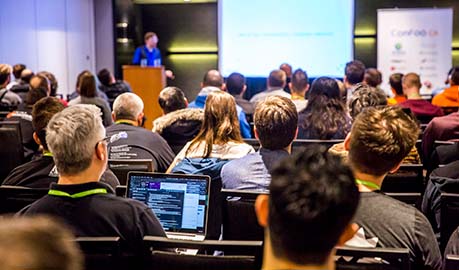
[268,69,287,88]
[0,216,82,270]
[402,72,422,90]
[144,32,157,42]
[32,97,65,150]
[187,91,243,158]
[348,106,419,176]
[363,68,382,87]
[78,71,97,98]
[254,96,298,150]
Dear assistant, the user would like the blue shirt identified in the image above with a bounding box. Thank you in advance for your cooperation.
[221,148,289,191]
[188,87,252,138]
[132,46,162,66]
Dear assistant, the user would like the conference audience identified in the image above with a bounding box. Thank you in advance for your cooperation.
[6,63,26,90]
[38,70,68,106]
[221,96,298,191]
[188,69,251,138]
[250,69,291,104]
[0,64,23,108]
[387,73,407,105]
[279,63,293,93]
[20,104,166,253]
[289,68,309,112]
[226,72,254,115]
[106,93,175,172]
[255,146,359,270]
[30,74,51,96]
[0,216,83,270]
[344,106,441,270]
[432,67,459,107]
[68,70,113,127]
[431,67,455,97]
[153,86,203,154]
[97,68,132,107]
[297,77,351,139]
[168,90,254,173]
[343,60,366,102]
[2,97,119,189]
[68,70,109,102]
[398,72,443,119]
[363,68,382,88]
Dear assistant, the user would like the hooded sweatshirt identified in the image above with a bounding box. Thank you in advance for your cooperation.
[432,85,459,107]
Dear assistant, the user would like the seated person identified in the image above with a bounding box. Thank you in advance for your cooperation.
[221,96,298,191]
[97,68,132,107]
[445,226,459,259]
[153,87,203,154]
[398,73,443,119]
[330,84,421,164]
[0,64,22,109]
[289,69,309,112]
[0,216,82,270]
[106,93,175,172]
[344,60,366,103]
[249,69,291,104]
[297,77,351,139]
[38,71,68,106]
[363,68,382,88]
[255,146,359,270]
[68,71,112,127]
[226,72,254,115]
[387,73,407,105]
[5,87,48,160]
[67,70,109,103]
[188,69,251,138]
[20,104,166,253]
[432,67,459,107]
[168,90,254,173]
[344,106,441,270]
[6,63,26,90]
[2,97,119,189]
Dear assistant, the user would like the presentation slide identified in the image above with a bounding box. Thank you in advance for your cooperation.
[218,0,354,78]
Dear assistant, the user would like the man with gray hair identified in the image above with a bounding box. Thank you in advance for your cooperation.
[106,92,175,172]
[21,104,166,253]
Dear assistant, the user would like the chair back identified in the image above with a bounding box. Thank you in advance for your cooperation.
[144,236,263,270]
[0,121,24,182]
[445,254,459,270]
[385,192,422,209]
[0,186,48,214]
[115,185,127,197]
[440,193,459,252]
[75,237,130,270]
[221,189,266,241]
[382,164,424,193]
[336,246,411,270]
[108,159,153,185]
[242,139,344,154]
[442,107,458,115]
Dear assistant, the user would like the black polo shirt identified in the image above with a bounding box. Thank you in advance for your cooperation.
[20,181,166,252]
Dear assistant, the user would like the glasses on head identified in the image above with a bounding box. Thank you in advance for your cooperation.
[95,136,110,151]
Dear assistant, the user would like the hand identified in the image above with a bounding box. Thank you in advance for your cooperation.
[165,70,175,79]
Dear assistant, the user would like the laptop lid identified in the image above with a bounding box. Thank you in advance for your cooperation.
[127,172,211,236]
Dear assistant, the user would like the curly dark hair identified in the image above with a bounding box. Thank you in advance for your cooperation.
[298,77,351,139]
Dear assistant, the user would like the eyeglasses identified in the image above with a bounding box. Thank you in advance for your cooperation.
[94,136,110,151]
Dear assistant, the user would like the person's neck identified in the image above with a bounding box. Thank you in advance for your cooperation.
[57,169,103,185]
[262,235,334,270]
[353,170,385,192]
[146,44,155,50]
[115,119,138,126]
[291,92,306,100]
[405,89,422,100]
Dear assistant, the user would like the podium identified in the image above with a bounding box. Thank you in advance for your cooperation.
[122,65,166,130]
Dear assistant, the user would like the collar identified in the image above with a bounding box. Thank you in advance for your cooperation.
[355,178,380,190]
[198,86,221,96]
[291,94,305,100]
[43,151,53,157]
[49,182,114,197]
[115,119,135,126]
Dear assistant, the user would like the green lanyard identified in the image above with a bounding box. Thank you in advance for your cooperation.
[48,188,107,199]
[115,120,134,125]
[43,151,53,157]
[355,179,380,190]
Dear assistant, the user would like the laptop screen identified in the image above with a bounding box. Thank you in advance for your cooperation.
[127,172,210,234]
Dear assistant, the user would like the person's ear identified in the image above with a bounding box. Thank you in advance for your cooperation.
[95,141,107,161]
[111,112,116,122]
[389,161,403,174]
[288,82,293,90]
[184,97,189,107]
[254,127,259,141]
[137,112,145,126]
[293,127,298,140]
[337,223,359,246]
[242,84,247,95]
[255,195,269,228]
[305,84,310,92]
[344,133,351,151]
[221,83,226,91]
[200,82,204,89]
[33,132,41,146]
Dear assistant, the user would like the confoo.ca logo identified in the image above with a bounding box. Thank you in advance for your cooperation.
[395,43,402,50]
[391,29,439,37]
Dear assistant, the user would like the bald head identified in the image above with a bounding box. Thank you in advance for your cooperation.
[112,93,144,122]
[20,69,34,84]
[202,70,224,88]
[279,63,292,77]
[402,73,422,94]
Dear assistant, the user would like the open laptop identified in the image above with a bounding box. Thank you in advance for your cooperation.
[127,172,211,241]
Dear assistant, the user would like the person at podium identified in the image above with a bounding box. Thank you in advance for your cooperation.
[132,32,174,79]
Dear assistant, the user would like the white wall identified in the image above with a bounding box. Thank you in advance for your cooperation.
[95,0,115,74]
[0,0,96,96]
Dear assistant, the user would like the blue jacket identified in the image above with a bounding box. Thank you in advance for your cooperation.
[132,46,161,66]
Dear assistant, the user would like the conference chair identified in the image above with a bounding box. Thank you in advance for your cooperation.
[0,111,9,121]
[381,164,424,193]
[107,159,154,185]
[115,185,127,197]
[440,193,459,252]
[442,106,459,115]
[444,254,459,270]
[428,141,459,171]
[335,246,411,270]
[221,189,266,241]
[242,139,344,153]
[0,185,48,214]
[0,121,24,182]
[143,236,263,270]
[75,237,132,270]
[243,139,260,151]
[385,192,422,209]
